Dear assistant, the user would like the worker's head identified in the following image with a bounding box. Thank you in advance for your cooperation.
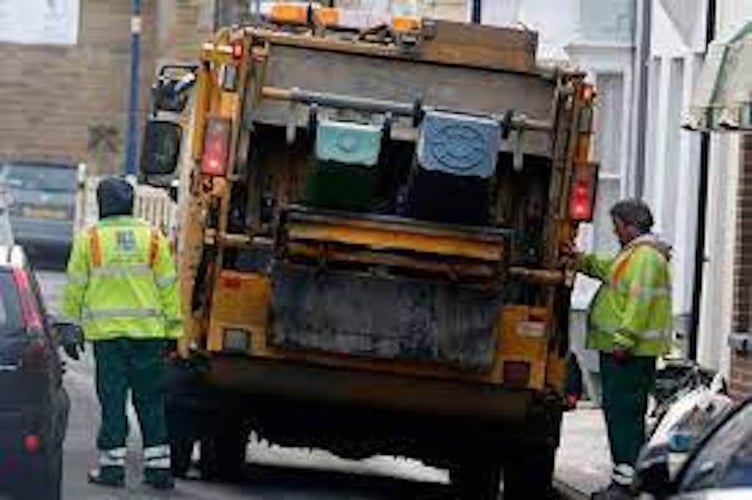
[610,199,654,246]
[97,177,134,219]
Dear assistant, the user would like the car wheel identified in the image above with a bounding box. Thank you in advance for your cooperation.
[449,457,502,500]
[502,446,556,500]
[20,446,62,500]
[198,415,248,482]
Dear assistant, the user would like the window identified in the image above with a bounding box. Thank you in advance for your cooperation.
[0,270,25,364]
[0,164,78,193]
[0,271,23,332]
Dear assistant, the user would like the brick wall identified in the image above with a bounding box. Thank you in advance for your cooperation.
[0,0,164,174]
[0,0,219,175]
[730,135,752,396]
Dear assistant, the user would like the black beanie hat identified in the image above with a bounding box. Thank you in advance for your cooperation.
[97,177,134,219]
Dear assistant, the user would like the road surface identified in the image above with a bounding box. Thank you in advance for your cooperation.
[36,271,454,500]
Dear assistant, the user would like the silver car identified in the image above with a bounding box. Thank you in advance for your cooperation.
[637,398,752,499]
[0,162,79,255]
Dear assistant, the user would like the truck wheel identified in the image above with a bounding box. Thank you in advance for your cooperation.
[449,458,502,500]
[502,446,556,500]
[198,418,248,482]
[170,435,194,478]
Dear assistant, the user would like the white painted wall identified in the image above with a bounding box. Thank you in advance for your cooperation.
[633,0,709,362]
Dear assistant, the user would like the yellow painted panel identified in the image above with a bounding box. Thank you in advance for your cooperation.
[219,91,240,119]
[546,353,567,393]
[498,306,549,389]
[287,223,503,261]
[208,272,271,352]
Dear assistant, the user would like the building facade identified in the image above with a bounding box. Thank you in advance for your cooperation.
[0,0,214,174]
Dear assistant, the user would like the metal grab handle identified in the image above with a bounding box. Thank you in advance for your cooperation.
[260,86,553,133]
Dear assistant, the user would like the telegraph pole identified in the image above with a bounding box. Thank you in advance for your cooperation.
[125,0,142,176]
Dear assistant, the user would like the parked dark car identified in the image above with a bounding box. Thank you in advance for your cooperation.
[0,162,80,256]
[637,397,752,499]
[0,246,70,499]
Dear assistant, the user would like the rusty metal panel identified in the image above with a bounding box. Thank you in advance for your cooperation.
[270,265,503,370]
[247,45,557,157]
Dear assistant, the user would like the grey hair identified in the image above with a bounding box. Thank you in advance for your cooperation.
[610,199,654,234]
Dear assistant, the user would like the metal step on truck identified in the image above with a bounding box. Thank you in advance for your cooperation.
[138,5,599,498]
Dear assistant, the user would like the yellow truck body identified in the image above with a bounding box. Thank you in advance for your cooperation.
[141,14,597,498]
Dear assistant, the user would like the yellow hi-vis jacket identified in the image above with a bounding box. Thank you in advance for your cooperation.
[62,216,183,341]
[577,234,672,357]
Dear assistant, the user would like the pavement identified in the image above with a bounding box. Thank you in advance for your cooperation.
[35,268,612,499]
[556,408,612,497]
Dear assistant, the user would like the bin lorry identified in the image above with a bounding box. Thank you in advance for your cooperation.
[139,6,599,498]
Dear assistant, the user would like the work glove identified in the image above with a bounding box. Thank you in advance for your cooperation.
[566,394,580,411]
[611,348,630,364]
[59,323,84,361]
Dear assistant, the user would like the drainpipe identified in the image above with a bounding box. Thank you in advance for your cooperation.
[633,0,652,198]
[124,0,142,176]
[471,0,481,24]
[688,0,717,361]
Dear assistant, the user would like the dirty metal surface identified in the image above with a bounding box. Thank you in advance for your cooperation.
[270,266,503,370]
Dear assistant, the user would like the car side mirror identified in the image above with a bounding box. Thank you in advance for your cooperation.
[635,446,673,499]
[140,120,183,178]
[151,65,197,114]
[49,318,83,346]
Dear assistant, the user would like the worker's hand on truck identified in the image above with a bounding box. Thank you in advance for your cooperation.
[559,241,581,264]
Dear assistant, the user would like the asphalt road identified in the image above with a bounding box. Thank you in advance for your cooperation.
[35,270,455,500]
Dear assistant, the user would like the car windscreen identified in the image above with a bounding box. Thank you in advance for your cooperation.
[0,164,78,193]
[680,402,752,492]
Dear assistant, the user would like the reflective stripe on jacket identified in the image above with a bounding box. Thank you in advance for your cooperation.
[577,235,672,356]
[62,216,182,341]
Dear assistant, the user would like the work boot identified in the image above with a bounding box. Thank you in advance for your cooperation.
[144,468,175,490]
[87,466,125,487]
[590,482,633,500]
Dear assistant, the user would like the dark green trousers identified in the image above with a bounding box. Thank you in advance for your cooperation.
[94,339,169,451]
[600,352,656,469]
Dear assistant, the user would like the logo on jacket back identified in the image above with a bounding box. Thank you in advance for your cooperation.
[115,231,136,254]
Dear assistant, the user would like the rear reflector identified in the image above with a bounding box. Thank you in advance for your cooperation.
[503,361,531,389]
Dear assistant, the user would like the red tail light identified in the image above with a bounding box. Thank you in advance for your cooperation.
[570,181,592,220]
[12,269,43,330]
[569,162,599,222]
[24,435,41,454]
[200,118,231,176]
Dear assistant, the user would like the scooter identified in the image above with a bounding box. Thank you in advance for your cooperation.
[635,361,732,497]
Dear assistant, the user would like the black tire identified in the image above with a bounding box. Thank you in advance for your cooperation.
[21,446,62,500]
[170,434,194,479]
[167,403,199,479]
[502,446,557,500]
[449,458,502,500]
[198,416,249,482]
